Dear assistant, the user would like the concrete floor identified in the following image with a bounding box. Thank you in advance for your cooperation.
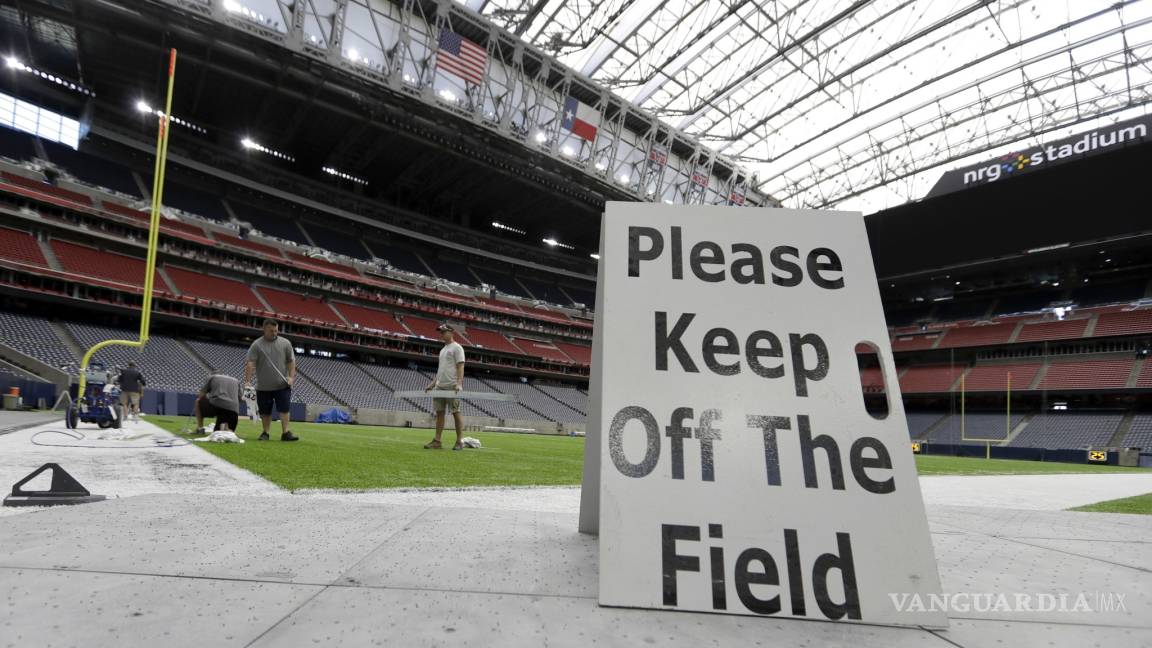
[1,416,1150,647]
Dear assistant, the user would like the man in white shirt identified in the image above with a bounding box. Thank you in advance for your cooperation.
[424,323,465,450]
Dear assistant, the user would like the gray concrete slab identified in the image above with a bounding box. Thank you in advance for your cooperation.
[0,495,425,584]
[248,585,953,648]
[0,419,281,518]
[1,494,1150,646]
[0,410,58,435]
[0,567,322,648]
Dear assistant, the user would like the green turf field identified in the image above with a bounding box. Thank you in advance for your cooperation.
[1069,492,1152,515]
[912,455,1150,476]
[149,417,1149,490]
[149,416,584,490]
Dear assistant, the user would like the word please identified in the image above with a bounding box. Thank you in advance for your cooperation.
[628,225,845,288]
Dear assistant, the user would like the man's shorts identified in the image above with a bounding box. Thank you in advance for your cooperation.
[256,387,292,416]
[197,396,239,431]
[119,391,141,407]
[432,385,460,414]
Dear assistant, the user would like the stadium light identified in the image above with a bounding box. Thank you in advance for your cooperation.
[542,238,574,250]
[5,56,20,69]
[347,47,359,61]
[240,137,295,161]
[561,146,575,157]
[223,0,242,12]
[492,221,525,235]
[617,174,630,184]
[594,161,607,171]
[322,166,367,185]
[135,100,152,113]
[439,89,456,102]
[241,137,256,149]
[590,253,600,260]
[534,131,547,143]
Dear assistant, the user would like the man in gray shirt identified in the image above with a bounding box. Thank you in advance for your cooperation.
[243,319,299,441]
[423,323,465,450]
[194,369,240,434]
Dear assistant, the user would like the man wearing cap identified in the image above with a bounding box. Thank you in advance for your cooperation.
[424,323,465,450]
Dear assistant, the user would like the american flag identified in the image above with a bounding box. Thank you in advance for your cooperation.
[437,29,487,85]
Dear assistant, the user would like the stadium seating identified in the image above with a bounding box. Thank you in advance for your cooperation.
[533,383,588,415]
[890,334,939,351]
[0,226,48,268]
[214,232,284,258]
[477,376,567,422]
[402,315,448,340]
[228,202,310,244]
[1135,360,1152,388]
[470,266,525,297]
[255,286,342,324]
[510,337,572,363]
[993,291,1062,315]
[51,240,166,289]
[1015,318,1089,343]
[1,170,93,205]
[165,267,266,310]
[1035,358,1134,390]
[1071,278,1147,306]
[933,300,991,321]
[898,365,964,393]
[41,139,142,198]
[65,323,207,393]
[937,322,1015,348]
[331,302,410,336]
[515,275,562,303]
[426,257,479,286]
[188,339,339,406]
[1121,414,1152,449]
[1092,309,1152,337]
[925,413,1023,445]
[904,412,946,438]
[858,367,886,393]
[553,342,591,365]
[355,362,431,413]
[163,183,228,221]
[0,311,77,370]
[463,327,523,355]
[364,239,428,274]
[1008,413,1122,449]
[961,362,1042,391]
[301,224,371,260]
[0,127,37,160]
[285,251,361,278]
[561,284,595,308]
[288,355,359,407]
[481,377,584,423]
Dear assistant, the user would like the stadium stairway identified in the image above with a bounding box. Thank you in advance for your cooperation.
[47,321,84,361]
[293,364,352,409]
[176,340,213,374]
[1127,358,1146,388]
[1107,413,1137,447]
[532,383,586,418]
[35,237,63,272]
[157,267,181,298]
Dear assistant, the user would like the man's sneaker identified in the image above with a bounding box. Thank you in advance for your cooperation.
[258,432,270,441]
[452,441,464,451]
[281,432,299,442]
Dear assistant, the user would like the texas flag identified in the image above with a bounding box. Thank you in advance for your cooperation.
[562,95,599,142]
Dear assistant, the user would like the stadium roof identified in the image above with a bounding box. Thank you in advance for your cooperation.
[465,0,1152,213]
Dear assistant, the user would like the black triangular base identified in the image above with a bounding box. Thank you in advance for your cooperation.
[3,463,107,507]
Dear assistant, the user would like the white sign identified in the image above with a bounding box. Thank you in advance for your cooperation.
[579,203,945,627]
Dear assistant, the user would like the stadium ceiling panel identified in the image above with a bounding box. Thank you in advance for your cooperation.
[468,0,1152,212]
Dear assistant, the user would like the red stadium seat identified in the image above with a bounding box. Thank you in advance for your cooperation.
[331,302,410,336]
[165,267,265,310]
[256,286,342,324]
[51,240,166,289]
[0,226,48,268]
[1015,318,1089,343]
[1036,358,1134,390]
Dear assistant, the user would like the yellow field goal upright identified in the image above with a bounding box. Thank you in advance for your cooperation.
[959,370,1015,459]
[76,49,177,398]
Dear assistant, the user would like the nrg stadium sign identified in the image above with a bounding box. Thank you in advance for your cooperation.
[926,114,1151,198]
